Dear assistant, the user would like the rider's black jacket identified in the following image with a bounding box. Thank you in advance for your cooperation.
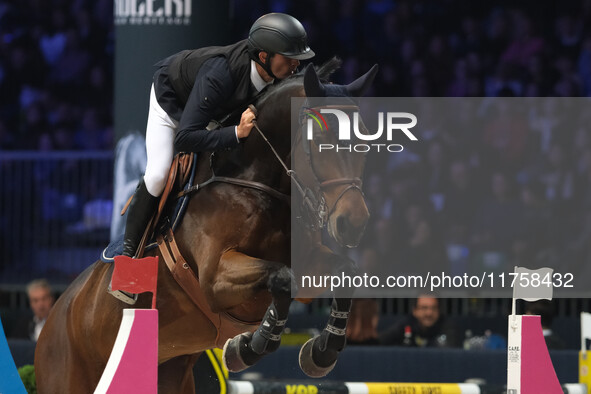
[153,39,259,153]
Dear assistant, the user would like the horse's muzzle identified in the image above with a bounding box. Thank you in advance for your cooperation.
[335,213,368,248]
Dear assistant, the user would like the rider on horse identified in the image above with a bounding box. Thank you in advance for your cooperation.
[111,13,315,303]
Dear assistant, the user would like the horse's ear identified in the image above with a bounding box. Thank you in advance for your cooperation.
[304,64,326,97]
[346,64,379,97]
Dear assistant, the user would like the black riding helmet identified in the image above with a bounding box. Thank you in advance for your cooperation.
[248,13,315,79]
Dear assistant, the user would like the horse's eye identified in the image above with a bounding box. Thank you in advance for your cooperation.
[313,127,331,143]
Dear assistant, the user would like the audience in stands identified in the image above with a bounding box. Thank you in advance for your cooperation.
[379,295,460,347]
[346,298,380,345]
[2,0,591,331]
[0,0,113,151]
[1,1,591,276]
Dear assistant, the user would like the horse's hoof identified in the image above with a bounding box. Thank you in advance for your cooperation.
[298,337,337,378]
[222,332,252,372]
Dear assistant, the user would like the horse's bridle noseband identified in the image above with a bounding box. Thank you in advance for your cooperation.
[317,177,363,226]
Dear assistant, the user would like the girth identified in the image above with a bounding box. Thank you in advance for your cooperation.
[157,227,260,348]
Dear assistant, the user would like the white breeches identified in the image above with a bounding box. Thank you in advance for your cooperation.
[144,84,178,197]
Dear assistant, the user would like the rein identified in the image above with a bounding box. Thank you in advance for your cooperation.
[177,103,363,230]
[177,172,290,205]
[252,103,363,230]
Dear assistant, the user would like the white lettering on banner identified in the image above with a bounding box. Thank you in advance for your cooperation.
[114,0,192,25]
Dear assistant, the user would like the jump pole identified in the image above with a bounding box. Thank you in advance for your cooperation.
[227,381,587,394]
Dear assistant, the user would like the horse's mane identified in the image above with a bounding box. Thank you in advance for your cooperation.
[257,56,342,106]
[315,57,342,82]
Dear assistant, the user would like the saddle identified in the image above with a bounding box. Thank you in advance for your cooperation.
[121,152,195,258]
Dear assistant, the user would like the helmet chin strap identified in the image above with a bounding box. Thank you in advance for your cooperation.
[254,52,277,81]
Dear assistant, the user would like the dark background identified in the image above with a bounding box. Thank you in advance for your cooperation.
[1,0,590,372]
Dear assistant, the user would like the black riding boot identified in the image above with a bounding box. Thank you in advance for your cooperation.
[121,178,159,257]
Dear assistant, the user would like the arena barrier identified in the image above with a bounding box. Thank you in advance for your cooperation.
[228,381,480,394]
[91,265,585,394]
[226,270,584,394]
[226,299,588,394]
[24,263,588,393]
[0,316,27,394]
[226,380,587,394]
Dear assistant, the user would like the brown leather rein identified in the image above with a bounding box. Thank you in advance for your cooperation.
[176,104,363,230]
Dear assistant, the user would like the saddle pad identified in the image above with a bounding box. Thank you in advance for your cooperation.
[101,238,124,262]
[101,153,198,263]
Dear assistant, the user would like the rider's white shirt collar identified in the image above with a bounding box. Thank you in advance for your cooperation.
[251,60,273,92]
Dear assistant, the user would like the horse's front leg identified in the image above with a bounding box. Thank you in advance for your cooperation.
[299,247,357,378]
[211,251,294,372]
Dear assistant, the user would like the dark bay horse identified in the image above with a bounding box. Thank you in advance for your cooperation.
[35,60,376,393]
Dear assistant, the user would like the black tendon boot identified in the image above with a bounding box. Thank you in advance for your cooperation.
[109,178,159,304]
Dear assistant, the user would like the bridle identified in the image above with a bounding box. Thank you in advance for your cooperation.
[178,103,364,231]
[295,104,364,229]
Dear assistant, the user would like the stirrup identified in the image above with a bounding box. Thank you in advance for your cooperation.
[108,283,139,305]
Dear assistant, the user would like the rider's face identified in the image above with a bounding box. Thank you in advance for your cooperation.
[259,52,300,81]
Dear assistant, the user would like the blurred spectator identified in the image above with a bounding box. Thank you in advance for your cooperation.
[346,299,380,345]
[539,144,575,205]
[501,12,544,68]
[358,218,400,274]
[441,159,480,234]
[399,203,443,273]
[577,36,591,95]
[471,171,524,259]
[524,300,566,350]
[421,139,449,201]
[4,0,591,153]
[510,181,555,266]
[481,99,530,170]
[11,279,55,341]
[39,8,68,66]
[379,296,460,347]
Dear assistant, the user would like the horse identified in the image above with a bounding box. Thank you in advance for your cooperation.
[35,60,376,393]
